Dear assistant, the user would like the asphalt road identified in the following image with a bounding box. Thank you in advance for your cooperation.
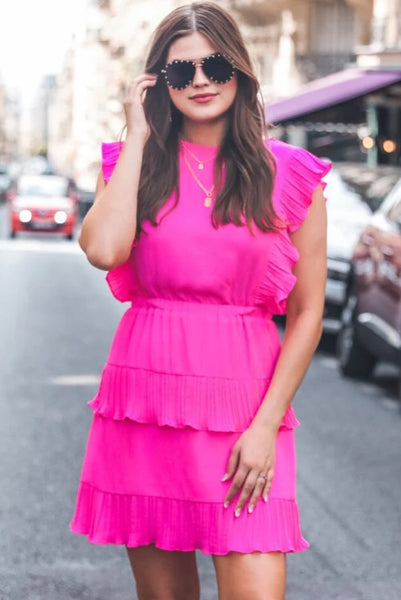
[0,205,401,599]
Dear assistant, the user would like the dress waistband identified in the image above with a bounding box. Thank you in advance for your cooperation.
[131,296,273,319]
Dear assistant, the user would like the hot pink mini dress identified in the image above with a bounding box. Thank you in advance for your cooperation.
[70,137,331,555]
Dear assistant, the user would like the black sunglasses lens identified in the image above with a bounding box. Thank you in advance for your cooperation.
[165,61,195,89]
[202,54,234,83]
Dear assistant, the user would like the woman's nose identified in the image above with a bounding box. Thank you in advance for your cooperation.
[192,64,209,86]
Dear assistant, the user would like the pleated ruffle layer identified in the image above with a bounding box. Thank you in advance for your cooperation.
[86,297,299,432]
[70,481,309,555]
[252,231,298,315]
[89,364,300,431]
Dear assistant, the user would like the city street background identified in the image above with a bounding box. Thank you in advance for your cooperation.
[0,205,400,599]
[1,0,401,598]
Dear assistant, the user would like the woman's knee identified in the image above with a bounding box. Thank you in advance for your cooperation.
[126,545,200,600]
[135,583,199,600]
[213,551,286,600]
[216,587,285,600]
[135,574,199,600]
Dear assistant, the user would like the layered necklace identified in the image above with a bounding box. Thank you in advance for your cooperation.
[183,153,214,207]
[181,140,216,170]
[181,140,217,208]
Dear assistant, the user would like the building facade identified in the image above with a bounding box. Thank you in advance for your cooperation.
[0,83,20,164]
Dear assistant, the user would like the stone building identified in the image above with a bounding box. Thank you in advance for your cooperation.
[0,83,7,163]
[232,0,374,98]
[0,83,20,164]
[358,0,401,65]
[29,75,56,158]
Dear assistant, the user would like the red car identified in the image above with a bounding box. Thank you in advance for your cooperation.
[8,174,79,240]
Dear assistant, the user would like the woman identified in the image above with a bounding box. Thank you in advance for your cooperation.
[70,2,331,599]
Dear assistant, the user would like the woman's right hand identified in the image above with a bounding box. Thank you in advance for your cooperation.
[123,73,158,144]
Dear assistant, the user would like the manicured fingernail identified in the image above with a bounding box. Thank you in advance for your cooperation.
[235,508,241,517]
[248,504,254,514]
[221,473,229,482]
[263,494,269,502]
[223,501,229,508]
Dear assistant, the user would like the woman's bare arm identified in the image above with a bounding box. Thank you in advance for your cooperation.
[78,134,146,270]
[78,73,157,271]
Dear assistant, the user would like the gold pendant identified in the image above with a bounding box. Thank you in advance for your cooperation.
[204,196,212,207]
[198,163,204,170]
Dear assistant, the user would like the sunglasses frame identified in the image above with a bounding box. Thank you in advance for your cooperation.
[160,52,235,90]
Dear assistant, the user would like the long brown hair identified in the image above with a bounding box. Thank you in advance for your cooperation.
[134,1,282,240]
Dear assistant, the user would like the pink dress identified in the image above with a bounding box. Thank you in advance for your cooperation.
[70,137,331,555]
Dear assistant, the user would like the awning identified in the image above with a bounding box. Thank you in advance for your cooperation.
[266,68,401,123]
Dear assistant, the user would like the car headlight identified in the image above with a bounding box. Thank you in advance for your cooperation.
[19,209,32,223]
[54,211,67,224]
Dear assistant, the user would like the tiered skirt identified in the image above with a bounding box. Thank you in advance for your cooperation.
[70,297,309,554]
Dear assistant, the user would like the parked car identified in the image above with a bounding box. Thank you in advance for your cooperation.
[78,189,95,220]
[323,163,400,335]
[8,174,79,240]
[337,175,401,378]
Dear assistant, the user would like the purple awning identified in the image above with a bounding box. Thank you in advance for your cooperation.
[266,68,401,123]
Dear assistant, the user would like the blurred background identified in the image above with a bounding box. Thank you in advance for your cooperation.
[1,1,401,599]
[2,0,401,190]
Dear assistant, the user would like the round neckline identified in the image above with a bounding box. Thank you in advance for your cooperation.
[179,138,219,153]
[179,136,275,151]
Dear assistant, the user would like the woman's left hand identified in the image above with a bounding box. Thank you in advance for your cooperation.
[222,421,277,516]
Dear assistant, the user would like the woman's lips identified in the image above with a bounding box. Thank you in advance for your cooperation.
[190,94,217,103]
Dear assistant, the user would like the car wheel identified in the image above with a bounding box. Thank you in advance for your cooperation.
[337,293,376,379]
[66,233,74,241]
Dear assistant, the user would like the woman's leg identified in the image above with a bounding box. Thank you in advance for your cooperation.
[126,544,200,600]
[212,551,286,600]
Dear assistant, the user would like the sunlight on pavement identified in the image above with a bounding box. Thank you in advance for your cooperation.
[317,356,338,369]
[48,374,100,386]
[0,239,81,253]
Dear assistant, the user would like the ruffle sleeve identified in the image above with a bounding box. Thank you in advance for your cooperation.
[268,138,332,233]
[100,141,139,302]
[101,141,124,182]
[252,139,332,315]
[252,231,299,315]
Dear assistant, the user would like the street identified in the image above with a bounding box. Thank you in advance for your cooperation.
[0,204,400,600]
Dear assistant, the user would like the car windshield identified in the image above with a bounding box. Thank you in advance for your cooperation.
[18,177,68,198]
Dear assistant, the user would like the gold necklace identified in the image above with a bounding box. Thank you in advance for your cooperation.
[181,141,217,170]
[183,153,215,207]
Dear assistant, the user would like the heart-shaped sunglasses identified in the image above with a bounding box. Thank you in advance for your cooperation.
[160,52,235,90]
